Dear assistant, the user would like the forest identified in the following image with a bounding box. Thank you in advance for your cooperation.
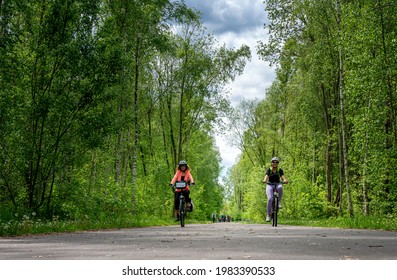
[0,0,252,228]
[1,0,396,233]
[226,0,397,224]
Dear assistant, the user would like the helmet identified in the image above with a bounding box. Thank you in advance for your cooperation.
[271,157,279,163]
[178,160,187,166]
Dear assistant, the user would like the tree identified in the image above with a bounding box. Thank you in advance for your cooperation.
[0,0,116,214]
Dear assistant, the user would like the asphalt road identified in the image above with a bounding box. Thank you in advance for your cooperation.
[1,222,396,260]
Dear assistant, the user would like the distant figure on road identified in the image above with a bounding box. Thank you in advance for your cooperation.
[212,213,216,223]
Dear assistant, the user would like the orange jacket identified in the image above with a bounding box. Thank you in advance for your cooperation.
[171,170,194,192]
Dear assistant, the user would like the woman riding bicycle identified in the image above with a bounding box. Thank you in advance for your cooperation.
[170,160,195,221]
[262,157,288,222]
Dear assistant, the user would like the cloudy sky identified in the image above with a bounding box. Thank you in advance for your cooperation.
[182,0,276,174]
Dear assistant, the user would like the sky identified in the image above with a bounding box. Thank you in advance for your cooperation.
[182,0,276,174]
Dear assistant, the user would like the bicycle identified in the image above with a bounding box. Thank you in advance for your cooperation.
[265,181,286,227]
[171,181,193,227]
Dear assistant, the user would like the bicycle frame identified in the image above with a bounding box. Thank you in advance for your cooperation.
[266,182,284,227]
[173,181,190,227]
[179,192,186,227]
[271,184,279,227]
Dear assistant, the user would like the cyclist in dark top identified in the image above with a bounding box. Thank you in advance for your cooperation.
[262,157,288,222]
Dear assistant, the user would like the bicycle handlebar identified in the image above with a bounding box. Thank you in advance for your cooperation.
[169,182,195,187]
[264,181,287,185]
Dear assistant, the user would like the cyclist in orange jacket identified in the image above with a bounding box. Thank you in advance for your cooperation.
[170,160,195,221]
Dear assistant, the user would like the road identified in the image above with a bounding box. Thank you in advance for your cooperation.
[1,222,396,260]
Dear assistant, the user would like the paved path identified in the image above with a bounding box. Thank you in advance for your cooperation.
[1,223,396,259]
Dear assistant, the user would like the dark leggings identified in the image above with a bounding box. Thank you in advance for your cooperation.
[174,190,191,210]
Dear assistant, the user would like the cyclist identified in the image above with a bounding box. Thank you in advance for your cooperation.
[262,157,288,222]
[170,160,195,221]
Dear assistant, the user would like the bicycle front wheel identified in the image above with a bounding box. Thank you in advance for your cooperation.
[179,198,185,227]
[272,196,278,227]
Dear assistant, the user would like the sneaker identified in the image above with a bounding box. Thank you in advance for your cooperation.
[186,203,191,211]
[278,202,282,209]
[266,215,271,222]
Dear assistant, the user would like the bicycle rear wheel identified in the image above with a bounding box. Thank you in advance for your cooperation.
[179,198,185,227]
[272,196,278,227]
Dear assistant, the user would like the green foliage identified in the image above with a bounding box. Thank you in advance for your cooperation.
[0,0,251,235]
[229,0,397,224]
[4,0,396,235]
[283,215,397,231]
[0,211,176,236]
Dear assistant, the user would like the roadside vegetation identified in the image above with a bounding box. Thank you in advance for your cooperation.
[0,0,246,236]
[1,212,396,237]
[282,216,397,231]
[0,211,213,236]
[225,0,397,227]
[0,213,171,236]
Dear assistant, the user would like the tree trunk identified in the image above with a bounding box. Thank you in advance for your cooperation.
[321,85,333,203]
[114,133,121,183]
[336,121,343,211]
[167,93,177,167]
[131,36,141,207]
[312,131,316,184]
[159,96,171,172]
[178,54,188,162]
[115,24,128,184]
[376,0,397,148]
[89,151,97,195]
[336,0,353,217]
[178,84,184,161]
[362,133,369,215]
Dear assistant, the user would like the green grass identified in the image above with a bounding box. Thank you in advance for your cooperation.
[0,213,212,237]
[1,214,396,237]
[281,215,397,231]
[0,214,173,237]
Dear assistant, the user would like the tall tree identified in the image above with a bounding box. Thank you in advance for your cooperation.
[0,0,117,214]
[335,0,353,217]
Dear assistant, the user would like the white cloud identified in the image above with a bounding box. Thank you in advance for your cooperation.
[215,134,240,175]
[182,0,276,172]
[212,29,275,173]
[215,27,275,107]
[185,0,268,34]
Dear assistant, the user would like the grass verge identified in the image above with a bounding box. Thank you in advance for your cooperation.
[0,214,176,237]
[282,215,397,231]
[1,214,395,237]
